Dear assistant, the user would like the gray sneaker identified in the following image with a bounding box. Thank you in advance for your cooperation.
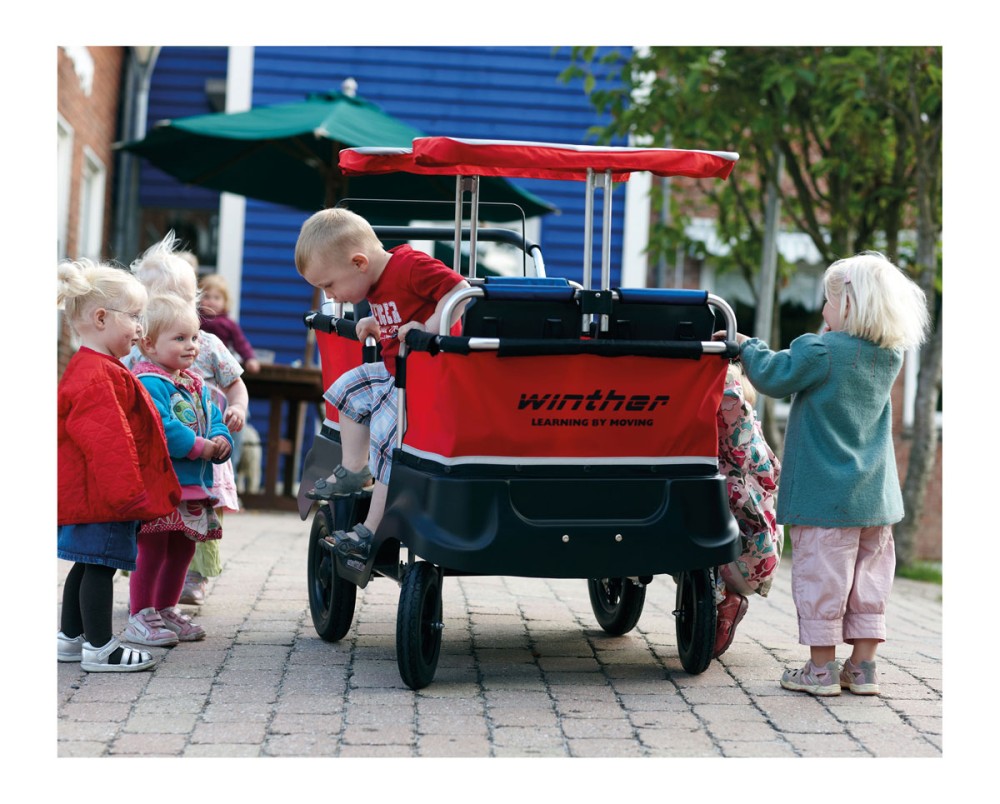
[840,658,880,695]
[780,659,841,696]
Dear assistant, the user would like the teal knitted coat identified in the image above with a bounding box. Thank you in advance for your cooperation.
[739,331,904,528]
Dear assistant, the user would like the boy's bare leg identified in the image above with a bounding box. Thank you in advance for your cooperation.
[338,416,370,474]
[362,481,389,534]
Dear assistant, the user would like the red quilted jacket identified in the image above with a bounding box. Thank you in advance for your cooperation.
[58,347,181,525]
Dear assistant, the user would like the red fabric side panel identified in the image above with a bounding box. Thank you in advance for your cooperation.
[316,331,363,422]
[404,352,727,459]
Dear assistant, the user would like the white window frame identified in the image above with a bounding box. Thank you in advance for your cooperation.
[77,146,106,260]
[57,115,73,260]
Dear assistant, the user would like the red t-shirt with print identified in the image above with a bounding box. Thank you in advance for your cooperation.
[367,244,464,376]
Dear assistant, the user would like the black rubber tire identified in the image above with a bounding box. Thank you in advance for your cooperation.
[587,577,646,635]
[674,568,716,674]
[307,507,357,642]
[396,561,443,690]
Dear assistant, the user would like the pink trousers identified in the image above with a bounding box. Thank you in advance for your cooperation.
[789,525,895,646]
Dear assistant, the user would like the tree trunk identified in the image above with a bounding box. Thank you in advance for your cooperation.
[892,152,940,568]
[893,317,942,567]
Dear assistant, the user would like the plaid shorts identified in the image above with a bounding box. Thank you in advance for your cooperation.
[324,362,397,485]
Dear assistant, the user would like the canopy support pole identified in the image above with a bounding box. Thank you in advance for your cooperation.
[468,175,480,279]
[599,169,613,332]
[453,176,464,274]
[583,168,595,291]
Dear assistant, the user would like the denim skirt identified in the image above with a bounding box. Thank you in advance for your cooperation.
[57,520,140,571]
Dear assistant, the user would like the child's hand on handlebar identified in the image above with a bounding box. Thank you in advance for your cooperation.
[397,321,425,341]
[714,329,748,345]
[355,316,380,343]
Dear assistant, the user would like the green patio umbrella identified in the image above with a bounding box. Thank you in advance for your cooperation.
[117,90,554,221]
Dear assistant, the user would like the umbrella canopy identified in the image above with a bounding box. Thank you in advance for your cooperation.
[117,90,554,220]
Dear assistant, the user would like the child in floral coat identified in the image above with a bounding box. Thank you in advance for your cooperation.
[712,362,782,659]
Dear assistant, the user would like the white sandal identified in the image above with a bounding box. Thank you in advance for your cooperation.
[80,636,157,673]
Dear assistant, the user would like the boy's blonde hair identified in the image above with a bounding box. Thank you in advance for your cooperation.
[824,251,930,351]
[58,259,147,331]
[199,273,230,311]
[131,230,201,303]
[139,293,200,355]
[294,207,383,274]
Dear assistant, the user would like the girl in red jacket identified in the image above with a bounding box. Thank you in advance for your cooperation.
[58,260,181,672]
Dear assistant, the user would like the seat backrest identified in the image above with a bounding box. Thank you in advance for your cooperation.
[605,302,716,341]
[461,277,581,339]
[462,296,582,339]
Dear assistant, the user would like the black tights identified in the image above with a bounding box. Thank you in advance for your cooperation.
[60,562,117,648]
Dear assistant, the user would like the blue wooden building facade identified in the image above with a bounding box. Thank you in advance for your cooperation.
[136,45,652,482]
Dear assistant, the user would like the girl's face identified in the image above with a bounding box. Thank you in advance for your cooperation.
[200,287,227,316]
[94,305,145,358]
[144,319,201,372]
[822,292,847,333]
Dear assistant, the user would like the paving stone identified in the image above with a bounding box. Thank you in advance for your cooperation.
[184,743,261,757]
[57,740,107,757]
[417,734,493,757]
[567,738,645,757]
[110,732,188,755]
[123,713,199,734]
[191,719,268,743]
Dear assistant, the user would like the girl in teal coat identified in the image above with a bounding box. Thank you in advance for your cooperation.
[725,252,929,697]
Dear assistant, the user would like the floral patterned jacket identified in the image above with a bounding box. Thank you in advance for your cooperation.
[716,365,782,598]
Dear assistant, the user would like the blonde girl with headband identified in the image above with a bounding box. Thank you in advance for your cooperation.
[126,233,248,604]
[57,260,181,672]
[723,251,930,696]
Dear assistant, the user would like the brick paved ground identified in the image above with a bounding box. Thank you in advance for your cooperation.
[54,509,949,780]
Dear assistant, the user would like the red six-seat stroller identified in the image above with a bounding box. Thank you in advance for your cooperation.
[298,137,742,689]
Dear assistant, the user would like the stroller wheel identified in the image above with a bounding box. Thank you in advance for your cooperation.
[307,506,357,641]
[396,561,443,690]
[587,577,646,635]
[674,568,716,674]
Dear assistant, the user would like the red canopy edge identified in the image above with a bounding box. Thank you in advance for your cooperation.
[339,145,632,182]
[340,138,740,182]
[412,137,738,181]
[339,147,441,176]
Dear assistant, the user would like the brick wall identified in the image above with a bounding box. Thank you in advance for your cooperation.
[57,46,125,379]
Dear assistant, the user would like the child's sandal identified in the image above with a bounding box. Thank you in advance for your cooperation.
[322,523,375,561]
[80,636,157,673]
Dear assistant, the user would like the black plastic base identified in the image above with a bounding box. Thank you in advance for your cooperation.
[377,452,739,579]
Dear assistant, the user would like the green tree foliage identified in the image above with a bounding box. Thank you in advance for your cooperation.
[563,46,939,276]
[562,46,942,566]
